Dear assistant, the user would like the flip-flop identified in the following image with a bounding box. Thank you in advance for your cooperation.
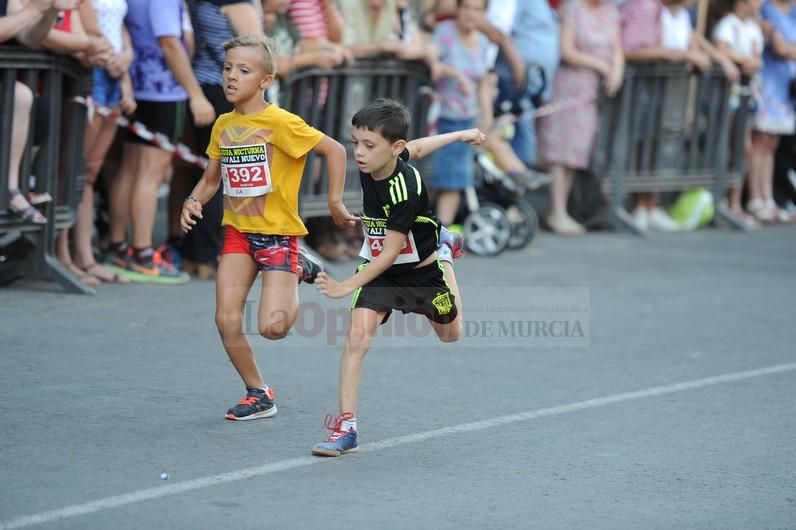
[80,261,131,284]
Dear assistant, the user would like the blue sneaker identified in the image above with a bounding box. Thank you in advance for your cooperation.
[312,413,359,457]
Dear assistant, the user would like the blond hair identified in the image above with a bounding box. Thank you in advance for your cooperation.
[223,34,278,76]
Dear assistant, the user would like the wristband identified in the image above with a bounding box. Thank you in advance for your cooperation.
[185,195,199,203]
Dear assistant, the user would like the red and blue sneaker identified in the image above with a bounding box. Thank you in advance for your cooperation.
[226,387,277,421]
[156,241,183,272]
[311,413,359,456]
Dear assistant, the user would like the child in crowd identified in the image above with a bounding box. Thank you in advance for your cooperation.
[70,0,136,284]
[40,6,115,286]
[180,34,355,420]
[106,0,215,284]
[311,98,484,456]
[428,0,491,226]
[712,0,765,222]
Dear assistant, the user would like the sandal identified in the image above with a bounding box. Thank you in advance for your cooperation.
[8,189,47,224]
[28,191,52,205]
[61,260,101,287]
[546,213,586,236]
[79,261,131,284]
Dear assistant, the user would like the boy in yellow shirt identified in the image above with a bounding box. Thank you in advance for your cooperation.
[181,34,355,420]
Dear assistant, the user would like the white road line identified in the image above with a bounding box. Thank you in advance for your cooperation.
[2,362,795,530]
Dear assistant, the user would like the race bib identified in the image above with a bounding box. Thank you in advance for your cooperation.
[220,143,272,197]
[359,216,419,264]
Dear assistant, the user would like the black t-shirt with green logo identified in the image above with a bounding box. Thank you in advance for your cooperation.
[359,148,440,275]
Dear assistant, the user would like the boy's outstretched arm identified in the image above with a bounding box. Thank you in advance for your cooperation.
[315,230,405,299]
[181,159,221,233]
[313,135,358,228]
[405,128,486,161]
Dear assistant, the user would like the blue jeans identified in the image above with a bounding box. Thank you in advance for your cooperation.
[496,70,536,166]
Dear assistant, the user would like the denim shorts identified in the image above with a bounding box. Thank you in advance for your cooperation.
[92,68,121,107]
[430,117,475,190]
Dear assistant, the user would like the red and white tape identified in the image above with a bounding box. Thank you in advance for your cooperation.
[421,86,595,132]
[72,96,208,169]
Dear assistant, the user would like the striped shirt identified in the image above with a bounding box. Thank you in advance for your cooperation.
[190,0,253,86]
[287,0,329,40]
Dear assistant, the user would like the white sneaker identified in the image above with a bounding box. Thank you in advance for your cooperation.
[633,207,649,232]
[648,207,681,232]
[767,199,792,223]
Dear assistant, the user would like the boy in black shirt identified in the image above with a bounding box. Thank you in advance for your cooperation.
[312,99,485,456]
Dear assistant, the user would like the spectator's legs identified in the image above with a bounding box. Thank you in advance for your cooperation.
[55,230,100,286]
[748,131,782,221]
[729,131,754,213]
[130,145,173,250]
[547,164,584,236]
[748,131,766,206]
[435,190,461,226]
[74,115,119,270]
[7,82,38,214]
[762,134,780,205]
[167,165,193,241]
[7,82,32,194]
[180,85,229,272]
[109,142,142,245]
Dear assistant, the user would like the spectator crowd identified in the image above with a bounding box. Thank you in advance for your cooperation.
[1,0,795,288]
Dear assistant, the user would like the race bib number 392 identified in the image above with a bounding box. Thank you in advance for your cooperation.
[221,143,272,197]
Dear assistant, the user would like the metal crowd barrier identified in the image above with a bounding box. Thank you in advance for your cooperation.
[281,57,432,217]
[590,62,749,233]
[0,46,90,293]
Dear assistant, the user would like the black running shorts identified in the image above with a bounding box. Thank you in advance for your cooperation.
[350,261,458,325]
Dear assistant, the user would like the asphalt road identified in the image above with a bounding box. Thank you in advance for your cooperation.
[1,226,795,529]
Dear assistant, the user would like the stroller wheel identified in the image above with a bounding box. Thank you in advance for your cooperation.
[507,199,538,250]
[463,203,511,256]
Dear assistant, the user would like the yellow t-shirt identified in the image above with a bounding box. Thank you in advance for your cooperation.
[207,105,323,235]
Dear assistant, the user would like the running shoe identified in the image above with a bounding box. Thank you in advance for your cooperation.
[297,245,324,284]
[226,387,277,421]
[156,241,183,272]
[439,226,464,259]
[311,413,359,456]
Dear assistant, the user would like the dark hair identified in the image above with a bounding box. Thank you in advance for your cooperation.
[351,98,410,143]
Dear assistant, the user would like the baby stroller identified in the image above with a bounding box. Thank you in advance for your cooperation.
[455,152,543,256]
[455,63,549,256]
